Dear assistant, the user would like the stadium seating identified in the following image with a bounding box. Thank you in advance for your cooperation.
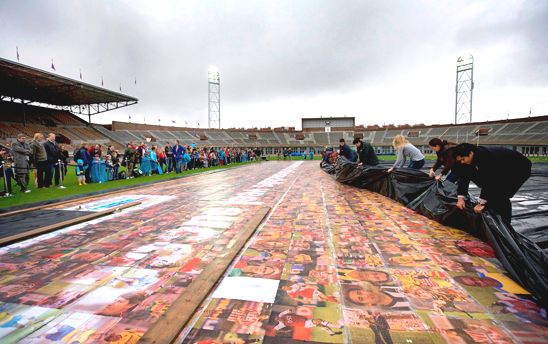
[1,101,546,155]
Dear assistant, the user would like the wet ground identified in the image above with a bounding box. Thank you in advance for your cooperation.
[0,161,546,343]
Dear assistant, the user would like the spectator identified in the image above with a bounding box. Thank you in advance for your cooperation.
[44,133,65,188]
[31,133,48,188]
[428,138,458,183]
[59,144,69,177]
[0,145,14,195]
[107,145,115,157]
[74,143,92,183]
[454,143,531,223]
[89,144,102,158]
[172,140,186,173]
[11,133,32,193]
[387,135,425,172]
[165,144,174,173]
[110,150,120,180]
[76,159,86,185]
[339,138,358,162]
[123,143,136,178]
[353,137,379,166]
[105,155,115,180]
[218,147,226,166]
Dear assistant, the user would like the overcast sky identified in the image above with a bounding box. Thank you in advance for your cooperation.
[1,0,547,129]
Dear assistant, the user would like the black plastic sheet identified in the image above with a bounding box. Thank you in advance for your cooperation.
[323,157,548,308]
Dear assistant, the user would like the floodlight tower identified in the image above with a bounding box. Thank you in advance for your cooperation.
[208,67,221,129]
[455,54,474,124]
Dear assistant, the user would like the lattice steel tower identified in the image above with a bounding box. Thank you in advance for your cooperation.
[208,67,220,129]
[455,54,474,124]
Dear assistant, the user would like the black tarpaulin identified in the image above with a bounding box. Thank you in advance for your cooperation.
[323,157,548,308]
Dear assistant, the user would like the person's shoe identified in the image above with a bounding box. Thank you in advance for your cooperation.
[58,185,66,189]
[23,190,31,193]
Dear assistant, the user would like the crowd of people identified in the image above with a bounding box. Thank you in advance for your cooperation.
[322,134,532,224]
[0,133,263,196]
[1,132,69,195]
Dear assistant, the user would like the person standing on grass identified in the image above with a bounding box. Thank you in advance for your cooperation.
[172,140,185,173]
[44,133,65,189]
[30,133,48,188]
[453,143,531,224]
[74,143,92,183]
[428,138,458,183]
[165,143,173,173]
[11,134,32,193]
[59,144,69,177]
[123,143,136,177]
[387,135,425,172]
[1,145,14,195]
[353,137,379,166]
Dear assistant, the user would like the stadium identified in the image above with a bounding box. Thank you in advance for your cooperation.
[1,3,548,343]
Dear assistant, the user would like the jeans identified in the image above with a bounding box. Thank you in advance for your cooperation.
[175,158,184,173]
[408,159,425,170]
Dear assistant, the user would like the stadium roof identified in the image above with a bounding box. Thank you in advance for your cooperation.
[0,57,137,119]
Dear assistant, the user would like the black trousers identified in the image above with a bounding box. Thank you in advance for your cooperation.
[46,162,61,187]
[487,197,512,224]
[36,161,47,188]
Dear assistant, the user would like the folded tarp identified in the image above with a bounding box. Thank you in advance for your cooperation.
[323,157,548,308]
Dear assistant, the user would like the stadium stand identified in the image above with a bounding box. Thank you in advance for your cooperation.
[1,100,547,156]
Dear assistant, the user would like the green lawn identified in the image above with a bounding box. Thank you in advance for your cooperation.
[0,161,260,210]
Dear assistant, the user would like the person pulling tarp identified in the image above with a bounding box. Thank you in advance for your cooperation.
[453,143,532,224]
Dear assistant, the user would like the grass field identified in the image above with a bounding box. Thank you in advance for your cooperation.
[0,161,260,210]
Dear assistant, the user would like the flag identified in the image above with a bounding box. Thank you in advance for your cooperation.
[134,77,137,85]
[51,59,56,71]
[119,84,122,92]
[185,121,188,125]
[79,69,82,80]
[16,46,19,61]
[172,120,176,124]
[128,114,131,119]
[101,76,104,86]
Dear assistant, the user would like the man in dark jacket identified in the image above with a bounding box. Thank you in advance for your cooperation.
[172,140,186,173]
[339,138,357,162]
[74,143,92,183]
[11,134,32,193]
[353,138,379,166]
[454,143,531,223]
[44,133,64,188]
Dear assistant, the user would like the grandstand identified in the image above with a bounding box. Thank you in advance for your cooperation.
[2,103,548,156]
